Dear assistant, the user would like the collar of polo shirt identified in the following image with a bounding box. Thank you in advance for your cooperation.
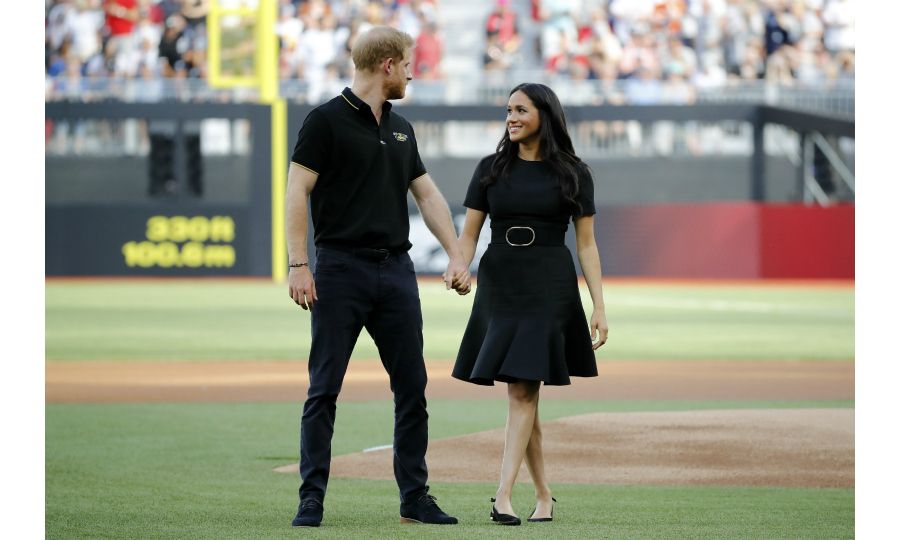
[341,87,393,117]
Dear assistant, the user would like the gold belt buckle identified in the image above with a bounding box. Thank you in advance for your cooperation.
[505,226,535,247]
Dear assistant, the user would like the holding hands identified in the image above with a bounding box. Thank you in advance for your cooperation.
[443,257,472,295]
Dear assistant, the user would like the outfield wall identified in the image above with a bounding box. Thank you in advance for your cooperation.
[45,200,853,279]
[45,102,854,279]
[593,202,854,279]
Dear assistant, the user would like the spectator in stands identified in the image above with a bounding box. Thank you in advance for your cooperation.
[538,0,579,68]
[299,0,333,23]
[822,0,854,54]
[44,0,855,106]
[763,0,794,57]
[104,0,139,67]
[625,63,663,105]
[662,67,696,104]
[618,23,660,80]
[47,0,76,57]
[486,0,520,52]
[180,0,208,30]
[70,0,105,67]
[722,0,764,76]
[483,0,522,72]
[833,49,853,84]
[584,6,622,73]
[277,3,304,51]
[736,36,766,80]
[395,0,424,38]
[153,0,182,22]
[544,27,577,74]
[414,20,442,79]
[298,14,340,102]
[157,13,186,77]
[115,11,161,77]
[484,34,512,72]
[662,36,698,80]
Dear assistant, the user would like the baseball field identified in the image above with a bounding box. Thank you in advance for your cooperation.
[45,278,854,539]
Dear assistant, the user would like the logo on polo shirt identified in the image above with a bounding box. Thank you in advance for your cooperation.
[393,132,409,142]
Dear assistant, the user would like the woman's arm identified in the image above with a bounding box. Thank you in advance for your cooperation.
[459,208,487,267]
[574,215,609,349]
[455,209,487,295]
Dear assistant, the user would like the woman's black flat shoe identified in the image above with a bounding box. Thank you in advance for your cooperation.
[527,497,556,522]
[490,498,521,526]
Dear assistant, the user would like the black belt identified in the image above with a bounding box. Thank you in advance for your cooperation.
[490,222,566,247]
[317,243,404,261]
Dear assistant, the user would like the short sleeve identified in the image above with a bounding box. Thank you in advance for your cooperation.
[463,157,491,212]
[407,122,427,183]
[573,164,596,218]
[290,108,331,175]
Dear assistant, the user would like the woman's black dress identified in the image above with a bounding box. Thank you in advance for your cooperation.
[452,155,599,386]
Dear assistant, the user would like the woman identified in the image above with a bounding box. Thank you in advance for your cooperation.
[452,83,609,525]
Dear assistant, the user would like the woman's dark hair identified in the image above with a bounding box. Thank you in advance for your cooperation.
[482,82,588,213]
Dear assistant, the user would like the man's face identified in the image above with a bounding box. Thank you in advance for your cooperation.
[386,48,413,100]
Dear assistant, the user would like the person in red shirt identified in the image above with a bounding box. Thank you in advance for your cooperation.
[104,0,138,37]
[486,0,519,48]
[485,0,522,70]
[414,20,443,79]
[104,0,139,65]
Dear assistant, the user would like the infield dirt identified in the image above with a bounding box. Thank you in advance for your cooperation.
[45,359,853,403]
[46,359,854,489]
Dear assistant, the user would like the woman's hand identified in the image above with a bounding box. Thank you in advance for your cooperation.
[590,308,609,350]
[455,276,472,296]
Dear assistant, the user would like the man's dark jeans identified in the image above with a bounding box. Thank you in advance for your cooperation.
[298,247,429,504]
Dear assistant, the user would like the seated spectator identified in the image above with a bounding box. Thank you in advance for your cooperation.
[618,23,660,80]
[483,0,521,71]
[414,20,443,79]
[180,0,209,29]
[486,0,520,49]
[104,0,140,67]
[484,34,513,71]
[538,0,579,66]
[668,36,698,75]
[822,0,854,54]
[625,64,663,104]
[276,4,304,51]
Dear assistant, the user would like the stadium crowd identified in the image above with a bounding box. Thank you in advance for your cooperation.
[45,0,854,103]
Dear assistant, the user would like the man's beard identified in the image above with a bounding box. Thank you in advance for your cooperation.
[386,78,406,100]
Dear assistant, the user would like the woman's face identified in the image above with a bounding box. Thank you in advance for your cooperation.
[506,90,541,145]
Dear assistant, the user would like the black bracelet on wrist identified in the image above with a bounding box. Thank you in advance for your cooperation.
[289,262,309,268]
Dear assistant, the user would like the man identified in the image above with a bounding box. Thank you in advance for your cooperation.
[286,26,469,528]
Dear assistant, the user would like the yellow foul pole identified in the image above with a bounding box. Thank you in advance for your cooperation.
[209,1,285,281]
[255,0,288,282]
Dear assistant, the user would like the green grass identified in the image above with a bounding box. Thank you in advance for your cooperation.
[44,280,855,537]
[46,400,853,539]
[44,280,855,362]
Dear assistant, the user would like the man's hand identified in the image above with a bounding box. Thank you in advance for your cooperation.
[288,266,317,310]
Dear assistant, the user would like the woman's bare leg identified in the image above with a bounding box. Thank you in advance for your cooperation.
[523,393,554,518]
[493,380,541,516]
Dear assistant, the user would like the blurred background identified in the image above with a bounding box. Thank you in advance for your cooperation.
[44,0,855,280]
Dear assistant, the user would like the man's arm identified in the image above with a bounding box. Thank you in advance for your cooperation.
[409,173,469,290]
[286,162,319,310]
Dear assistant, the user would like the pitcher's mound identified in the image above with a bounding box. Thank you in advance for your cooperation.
[275,409,853,488]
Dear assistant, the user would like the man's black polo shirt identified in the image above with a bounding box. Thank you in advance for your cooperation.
[291,87,427,252]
